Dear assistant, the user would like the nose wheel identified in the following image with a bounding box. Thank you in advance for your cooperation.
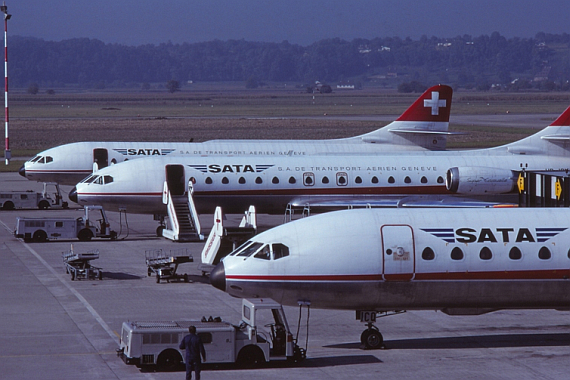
[361,324,384,349]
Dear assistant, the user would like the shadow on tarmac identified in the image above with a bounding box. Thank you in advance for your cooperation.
[326,333,570,350]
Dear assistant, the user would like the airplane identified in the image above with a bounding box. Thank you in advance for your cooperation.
[18,84,453,186]
[209,206,570,349]
[68,103,570,219]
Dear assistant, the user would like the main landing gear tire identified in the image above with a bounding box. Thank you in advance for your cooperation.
[361,328,383,349]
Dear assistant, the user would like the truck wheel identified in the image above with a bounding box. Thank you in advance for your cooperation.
[38,200,50,210]
[156,349,182,371]
[33,230,48,242]
[77,229,93,241]
[2,201,15,210]
[237,346,265,368]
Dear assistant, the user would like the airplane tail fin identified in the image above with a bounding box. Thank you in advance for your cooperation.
[355,84,454,150]
[503,104,570,156]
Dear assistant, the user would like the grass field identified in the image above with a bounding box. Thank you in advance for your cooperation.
[3,87,570,172]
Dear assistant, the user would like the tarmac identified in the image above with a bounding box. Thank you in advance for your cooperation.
[1,172,570,380]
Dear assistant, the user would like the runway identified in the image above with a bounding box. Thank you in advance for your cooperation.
[1,172,569,380]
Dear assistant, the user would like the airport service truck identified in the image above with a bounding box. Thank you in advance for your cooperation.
[0,183,68,210]
[117,298,305,370]
[14,205,117,242]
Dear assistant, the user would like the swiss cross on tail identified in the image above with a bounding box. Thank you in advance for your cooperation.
[396,84,452,122]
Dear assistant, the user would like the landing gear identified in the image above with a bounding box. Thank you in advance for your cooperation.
[361,324,383,349]
[357,310,405,350]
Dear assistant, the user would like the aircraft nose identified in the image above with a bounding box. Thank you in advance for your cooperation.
[18,164,25,177]
[210,262,226,291]
[68,187,78,203]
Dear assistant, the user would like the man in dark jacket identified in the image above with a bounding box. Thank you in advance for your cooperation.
[179,325,206,380]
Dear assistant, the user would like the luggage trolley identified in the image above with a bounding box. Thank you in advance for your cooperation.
[145,248,193,283]
[62,247,103,281]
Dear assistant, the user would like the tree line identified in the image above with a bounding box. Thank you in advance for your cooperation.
[10,32,570,91]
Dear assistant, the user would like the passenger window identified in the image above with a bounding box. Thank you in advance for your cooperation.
[205,177,213,184]
[238,177,246,184]
[254,245,271,260]
[355,176,362,184]
[422,247,435,260]
[322,176,329,184]
[437,176,444,184]
[272,177,279,184]
[388,176,395,184]
[273,244,289,259]
[404,176,411,184]
[509,247,522,260]
[222,177,229,184]
[421,176,428,184]
[451,247,464,260]
[372,176,378,184]
[255,176,263,184]
[538,246,551,260]
[289,177,296,184]
[237,242,263,257]
[479,247,492,260]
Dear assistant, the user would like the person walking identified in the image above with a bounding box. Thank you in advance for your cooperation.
[179,325,206,380]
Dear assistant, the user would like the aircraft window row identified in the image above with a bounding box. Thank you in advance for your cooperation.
[421,246,554,261]
[29,155,53,164]
[200,175,446,186]
[230,241,289,260]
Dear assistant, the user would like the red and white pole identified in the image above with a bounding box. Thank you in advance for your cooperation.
[1,3,10,165]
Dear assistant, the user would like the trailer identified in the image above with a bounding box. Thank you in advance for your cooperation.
[62,247,103,281]
[117,298,305,370]
[0,182,68,210]
[145,248,193,283]
[14,205,117,242]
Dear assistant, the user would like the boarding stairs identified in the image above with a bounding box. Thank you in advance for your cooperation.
[162,181,203,242]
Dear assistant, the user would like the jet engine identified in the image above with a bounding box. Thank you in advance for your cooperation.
[446,166,517,195]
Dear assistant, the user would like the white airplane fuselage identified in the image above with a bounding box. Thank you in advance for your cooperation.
[70,130,570,215]
[20,85,454,186]
[212,207,570,312]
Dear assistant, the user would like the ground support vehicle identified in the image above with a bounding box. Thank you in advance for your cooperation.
[62,248,102,281]
[14,205,117,242]
[117,298,305,370]
[145,248,193,283]
[1,183,68,210]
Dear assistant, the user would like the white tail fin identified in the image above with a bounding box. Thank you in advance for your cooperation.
[353,84,454,150]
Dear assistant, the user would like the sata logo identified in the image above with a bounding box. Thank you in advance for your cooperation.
[421,227,567,243]
[114,148,175,156]
[188,164,274,173]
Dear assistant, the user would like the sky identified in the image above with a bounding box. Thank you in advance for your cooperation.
[10,0,570,46]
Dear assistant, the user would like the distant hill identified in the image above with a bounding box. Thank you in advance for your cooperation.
[10,32,570,91]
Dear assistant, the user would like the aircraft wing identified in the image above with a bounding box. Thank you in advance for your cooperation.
[287,195,513,212]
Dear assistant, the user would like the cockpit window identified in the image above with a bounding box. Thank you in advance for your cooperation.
[103,175,113,184]
[81,174,97,184]
[236,242,263,257]
[30,156,42,163]
[94,176,103,185]
[254,245,271,260]
[45,156,53,163]
[230,241,254,256]
[272,244,289,259]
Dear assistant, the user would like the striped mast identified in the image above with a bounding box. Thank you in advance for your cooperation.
[1,3,9,165]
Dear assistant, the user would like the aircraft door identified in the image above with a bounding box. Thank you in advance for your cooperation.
[381,224,415,281]
[93,149,109,172]
[165,164,186,196]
